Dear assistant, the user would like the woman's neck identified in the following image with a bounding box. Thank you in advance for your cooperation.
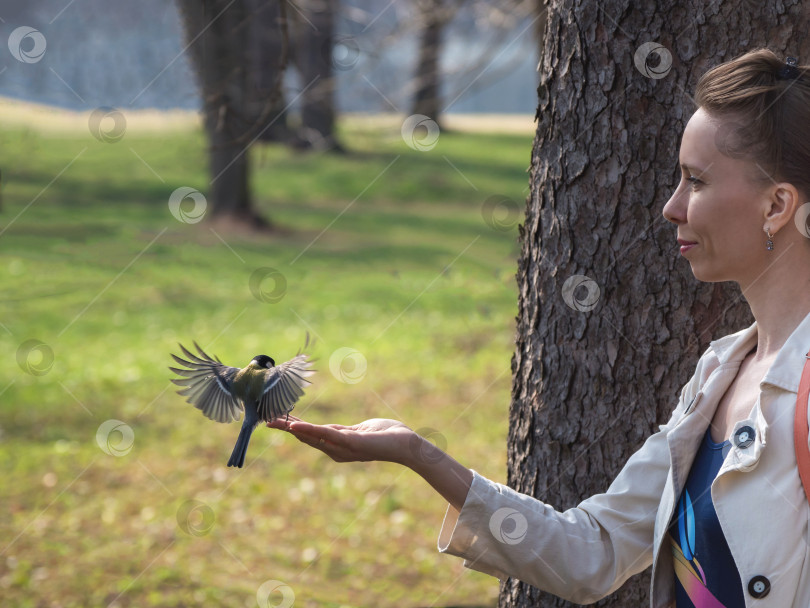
[739,261,810,361]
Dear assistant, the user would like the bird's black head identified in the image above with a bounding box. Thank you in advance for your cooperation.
[252,355,275,369]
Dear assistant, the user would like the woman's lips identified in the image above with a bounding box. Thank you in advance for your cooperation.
[678,239,697,254]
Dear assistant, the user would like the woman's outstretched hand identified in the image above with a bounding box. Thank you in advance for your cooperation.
[267,415,474,511]
[267,416,419,465]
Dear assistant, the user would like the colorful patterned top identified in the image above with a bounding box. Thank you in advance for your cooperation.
[668,428,745,607]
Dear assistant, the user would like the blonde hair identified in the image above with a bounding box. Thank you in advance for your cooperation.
[695,48,810,199]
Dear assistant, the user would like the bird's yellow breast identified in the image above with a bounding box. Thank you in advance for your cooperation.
[232,362,267,402]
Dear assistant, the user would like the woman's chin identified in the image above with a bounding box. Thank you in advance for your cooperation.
[688,263,730,284]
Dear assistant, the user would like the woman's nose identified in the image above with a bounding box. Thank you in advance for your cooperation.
[662,184,686,225]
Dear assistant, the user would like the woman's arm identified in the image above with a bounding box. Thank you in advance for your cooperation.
[270,402,686,604]
[267,416,473,510]
[409,448,474,512]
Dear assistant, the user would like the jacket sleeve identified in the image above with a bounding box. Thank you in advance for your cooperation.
[437,359,707,604]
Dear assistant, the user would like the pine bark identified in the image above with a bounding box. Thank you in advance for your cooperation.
[503,1,810,607]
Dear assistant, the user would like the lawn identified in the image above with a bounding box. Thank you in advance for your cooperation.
[0,104,533,607]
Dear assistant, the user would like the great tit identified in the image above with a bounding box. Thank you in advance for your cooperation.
[169,339,314,468]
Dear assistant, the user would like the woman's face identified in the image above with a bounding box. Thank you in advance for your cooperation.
[662,107,773,284]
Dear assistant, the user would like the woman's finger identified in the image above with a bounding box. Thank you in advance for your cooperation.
[288,422,351,446]
[287,420,332,434]
[266,420,366,461]
[290,432,322,449]
[288,431,355,461]
[266,415,304,430]
[288,430,336,451]
[289,429,335,449]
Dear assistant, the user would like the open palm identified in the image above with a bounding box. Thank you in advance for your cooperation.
[267,416,418,464]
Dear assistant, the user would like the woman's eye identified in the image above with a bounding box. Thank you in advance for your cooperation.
[686,176,702,188]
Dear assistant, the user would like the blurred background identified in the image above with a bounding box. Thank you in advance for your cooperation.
[0,0,537,113]
[0,0,538,606]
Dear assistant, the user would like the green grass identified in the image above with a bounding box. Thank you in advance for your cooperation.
[0,114,532,607]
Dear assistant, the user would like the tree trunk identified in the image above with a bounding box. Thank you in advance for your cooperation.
[502,1,809,607]
[290,0,342,151]
[410,0,444,123]
[176,0,271,227]
[245,0,292,143]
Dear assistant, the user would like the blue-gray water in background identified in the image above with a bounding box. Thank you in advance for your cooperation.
[0,0,538,114]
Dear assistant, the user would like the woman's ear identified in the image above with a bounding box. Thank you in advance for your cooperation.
[765,181,803,233]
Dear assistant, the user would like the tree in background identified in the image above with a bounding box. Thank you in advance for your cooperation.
[290,0,344,151]
[233,0,344,151]
[406,0,535,124]
[503,1,810,606]
[245,0,293,143]
[176,0,288,228]
[410,0,447,123]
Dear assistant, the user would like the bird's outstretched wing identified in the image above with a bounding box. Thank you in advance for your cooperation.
[169,342,243,423]
[257,352,315,421]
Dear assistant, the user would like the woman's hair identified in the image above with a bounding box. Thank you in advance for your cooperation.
[694,48,810,200]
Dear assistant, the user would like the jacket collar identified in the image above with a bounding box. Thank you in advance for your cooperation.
[707,308,810,394]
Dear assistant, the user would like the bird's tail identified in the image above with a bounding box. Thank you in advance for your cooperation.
[227,419,257,468]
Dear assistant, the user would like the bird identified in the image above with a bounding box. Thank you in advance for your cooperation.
[169,337,314,468]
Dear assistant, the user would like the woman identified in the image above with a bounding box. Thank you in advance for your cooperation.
[269,48,810,606]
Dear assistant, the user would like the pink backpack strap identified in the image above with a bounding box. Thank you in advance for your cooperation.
[794,350,810,505]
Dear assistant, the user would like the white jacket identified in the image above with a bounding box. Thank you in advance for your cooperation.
[438,310,810,606]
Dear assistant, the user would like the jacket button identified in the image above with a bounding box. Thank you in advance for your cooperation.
[748,575,770,598]
[734,425,755,449]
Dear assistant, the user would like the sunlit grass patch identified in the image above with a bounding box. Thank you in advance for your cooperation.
[0,112,530,607]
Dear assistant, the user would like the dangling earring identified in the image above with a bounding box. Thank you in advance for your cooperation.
[765,227,774,251]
